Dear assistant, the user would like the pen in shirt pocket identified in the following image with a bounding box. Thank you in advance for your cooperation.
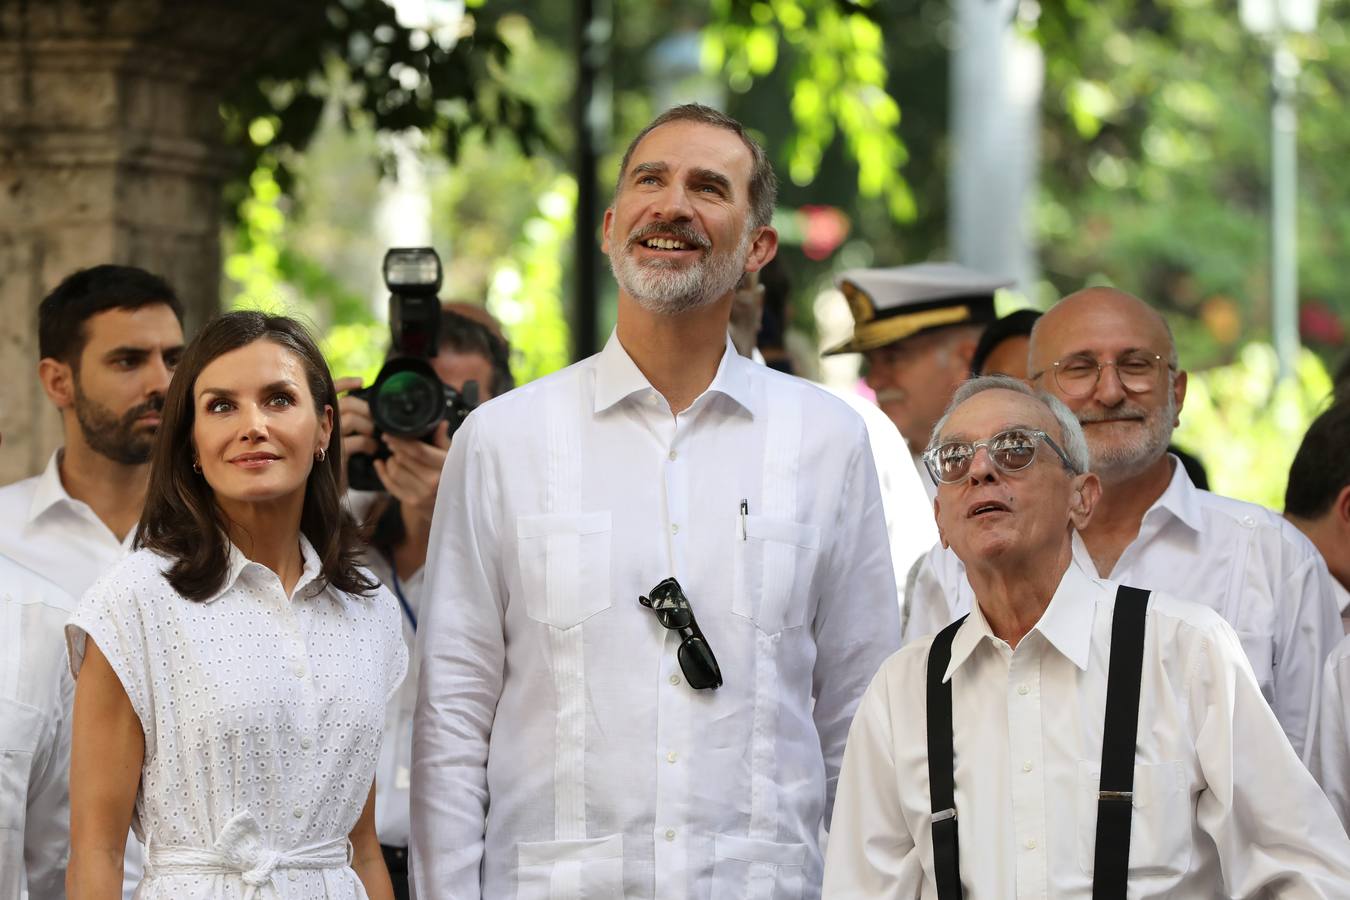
[740,499,748,541]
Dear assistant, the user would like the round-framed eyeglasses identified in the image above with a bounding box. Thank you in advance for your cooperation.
[1031,351,1171,398]
[922,428,1079,485]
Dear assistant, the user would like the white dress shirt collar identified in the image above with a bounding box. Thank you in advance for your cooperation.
[592,329,759,417]
[201,534,325,605]
[27,449,83,524]
[1139,454,1205,534]
[947,561,1099,681]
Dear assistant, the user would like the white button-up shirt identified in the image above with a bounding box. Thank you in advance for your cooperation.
[1,556,73,900]
[1311,632,1350,832]
[824,562,1350,898]
[411,333,902,899]
[0,450,135,604]
[66,540,407,900]
[902,458,1342,760]
[0,449,141,898]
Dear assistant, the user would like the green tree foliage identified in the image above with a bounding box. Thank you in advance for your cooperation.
[1030,0,1350,369]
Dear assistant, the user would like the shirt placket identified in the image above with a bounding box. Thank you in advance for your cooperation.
[653,404,692,900]
[1006,639,1049,899]
[276,587,320,856]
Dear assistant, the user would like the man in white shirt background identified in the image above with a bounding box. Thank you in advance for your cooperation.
[903,286,1342,761]
[1284,399,1350,634]
[0,263,184,899]
[824,376,1350,898]
[411,104,902,899]
[822,263,1011,499]
[337,303,514,900]
[0,552,74,900]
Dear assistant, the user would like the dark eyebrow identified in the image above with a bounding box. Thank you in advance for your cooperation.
[199,380,299,399]
[630,161,668,181]
[690,167,733,194]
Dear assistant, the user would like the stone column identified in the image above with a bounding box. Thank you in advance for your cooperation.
[0,0,318,482]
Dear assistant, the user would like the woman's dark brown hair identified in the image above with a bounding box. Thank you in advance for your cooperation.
[136,311,377,601]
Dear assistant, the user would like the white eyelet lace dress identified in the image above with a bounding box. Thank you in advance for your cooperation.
[66,539,407,899]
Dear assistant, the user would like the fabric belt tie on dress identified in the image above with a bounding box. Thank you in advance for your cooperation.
[145,809,353,899]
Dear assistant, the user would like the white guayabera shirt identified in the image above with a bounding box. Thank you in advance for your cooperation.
[411,333,903,900]
[902,458,1343,761]
[824,563,1350,899]
[0,556,73,900]
[66,539,407,900]
[1311,632,1350,833]
[0,449,143,899]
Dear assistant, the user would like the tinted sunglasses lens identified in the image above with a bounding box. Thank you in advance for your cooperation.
[678,636,722,690]
[656,607,693,629]
[991,432,1038,471]
[935,446,973,483]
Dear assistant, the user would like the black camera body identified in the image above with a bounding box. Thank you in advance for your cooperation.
[347,248,479,492]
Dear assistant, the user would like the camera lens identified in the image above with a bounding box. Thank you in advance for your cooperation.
[373,369,443,436]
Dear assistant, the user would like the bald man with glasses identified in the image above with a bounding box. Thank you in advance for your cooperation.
[902,288,1342,762]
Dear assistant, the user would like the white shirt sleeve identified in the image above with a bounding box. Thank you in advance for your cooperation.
[1191,615,1350,896]
[1271,552,1343,763]
[1310,635,1350,834]
[23,663,73,900]
[812,426,903,825]
[821,665,922,899]
[410,416,503,900]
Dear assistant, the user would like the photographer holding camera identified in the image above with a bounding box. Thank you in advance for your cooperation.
[336,250,513,900]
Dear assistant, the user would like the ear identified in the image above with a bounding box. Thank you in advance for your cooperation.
[1335,484,1350,531]
[317,404,334,454]
[1171,369,1188,425]
[741,226,779,275]
[952,335,979,369]
[37,357,75,411]
[1069,472,1102,531]
[600,206,615,254]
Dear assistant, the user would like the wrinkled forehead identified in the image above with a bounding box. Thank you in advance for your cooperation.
[625,121,754,189]
[1034,291,1172,363]
[939,389,1058,444]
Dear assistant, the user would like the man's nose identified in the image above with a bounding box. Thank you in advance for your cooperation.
[1091,362,1128,407]
[652,182,694,221]
[144,354,174,396]
[965,445,1000,483]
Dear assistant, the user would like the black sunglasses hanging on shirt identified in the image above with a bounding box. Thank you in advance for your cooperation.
[638,577,723,690]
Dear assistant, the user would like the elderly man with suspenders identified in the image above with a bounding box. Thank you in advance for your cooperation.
[823,376,1350,898]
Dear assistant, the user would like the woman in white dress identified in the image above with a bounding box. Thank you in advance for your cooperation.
[65,312,407,899]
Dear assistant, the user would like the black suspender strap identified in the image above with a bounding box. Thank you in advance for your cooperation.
[926,614,968,900]
[1092,585,1151,900]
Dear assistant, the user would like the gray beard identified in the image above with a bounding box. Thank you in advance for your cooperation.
[1085,389,1178,484]
[609,228,752,316]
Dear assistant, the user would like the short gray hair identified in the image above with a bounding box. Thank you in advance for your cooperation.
[926,375,1090,475]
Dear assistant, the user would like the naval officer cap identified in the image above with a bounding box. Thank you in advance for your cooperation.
[823,262,1013,355]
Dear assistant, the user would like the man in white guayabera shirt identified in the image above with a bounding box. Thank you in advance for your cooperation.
[0,264,184,900]
[824,377,1350,898]
[411,104,902,899]
[903,287,1342,761]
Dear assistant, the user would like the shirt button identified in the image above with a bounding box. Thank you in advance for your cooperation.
[301,738,313,750]
[293,808,303,819]
[666,751,678,764]
[671,524,680,535]
[669,674,681,686]
[668,450,678,461]
[289,871,298,882]
[1025,839,1037,850]
[1017,684,1029,696]
[1022,761,1033,773]
[664,829,677,842]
